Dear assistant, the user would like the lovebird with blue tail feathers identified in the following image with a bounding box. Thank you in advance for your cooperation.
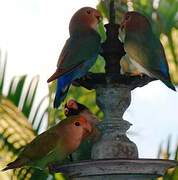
[47,7,101,108]
[120,11,176,91]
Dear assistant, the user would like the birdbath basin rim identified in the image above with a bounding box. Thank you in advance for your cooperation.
[53,158,177,178]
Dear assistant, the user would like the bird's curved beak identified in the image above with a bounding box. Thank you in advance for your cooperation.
[95,11,102,23]
[83,122,92,135]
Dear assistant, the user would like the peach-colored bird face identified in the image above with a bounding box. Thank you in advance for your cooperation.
[120,12,132,31]
[69,7,102,33]
[60,116,92,153]
[72,116,92,138]
[120,11,150,32]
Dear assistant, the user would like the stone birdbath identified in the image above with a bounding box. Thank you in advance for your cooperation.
[51,1,178,179]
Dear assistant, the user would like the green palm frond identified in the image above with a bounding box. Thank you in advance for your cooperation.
[0,97,50,180]
[0,52,48,133]
[21,76,39,118]
[0,97,35,178]
[7,75,27,107]
[0,51,52,179]
[157,136,178,180]
[0,51,7,95]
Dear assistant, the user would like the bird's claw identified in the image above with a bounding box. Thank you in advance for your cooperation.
[82,72,93,81]
[124,72,144,78]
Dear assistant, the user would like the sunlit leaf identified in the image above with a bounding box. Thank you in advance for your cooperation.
[0,52,7,95]
[7,75,27,107]
[22,76,39,118]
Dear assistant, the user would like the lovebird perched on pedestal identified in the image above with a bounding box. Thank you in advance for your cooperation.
[3,116,92,171]
[120,11,176,91]
[47,7,102,108]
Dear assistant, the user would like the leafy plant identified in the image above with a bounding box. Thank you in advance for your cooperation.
[157,136,178,180]
[0,53,62,179]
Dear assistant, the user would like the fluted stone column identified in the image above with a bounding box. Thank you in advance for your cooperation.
[91,85,138,160]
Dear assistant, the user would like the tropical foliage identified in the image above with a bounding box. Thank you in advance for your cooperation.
[0,53,53,179]
[0,53,68,179]
[157,136,178,180]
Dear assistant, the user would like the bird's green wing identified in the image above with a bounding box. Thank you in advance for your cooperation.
[57,30,101,72]
[19,126,62,161]
[47,30,101,82]
[124,32,175,90]
[19,116,81,161]
[124,31,169,76]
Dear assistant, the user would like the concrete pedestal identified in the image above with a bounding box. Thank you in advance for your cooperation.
[92,85,138,160]
[57,159,177,180]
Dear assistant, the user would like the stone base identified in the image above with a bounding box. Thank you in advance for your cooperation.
[54,159,177,180]
[91,134,138,159]
[71,175,156,180]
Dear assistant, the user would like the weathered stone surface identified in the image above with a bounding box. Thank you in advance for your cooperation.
[55,159,177,180]
[50,85,177,180]
[91,85,138,159]
[72,176,152,180]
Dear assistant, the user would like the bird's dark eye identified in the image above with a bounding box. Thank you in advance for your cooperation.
[74,122,80,126]
[86,10,91,14]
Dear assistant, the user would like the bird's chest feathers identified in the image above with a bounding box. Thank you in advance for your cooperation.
[62,134,83,154]
[124,35,152,76]
[129,58,151,76]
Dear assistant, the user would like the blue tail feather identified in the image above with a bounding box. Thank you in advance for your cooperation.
[54,73,74,108]
[53,56,98,108]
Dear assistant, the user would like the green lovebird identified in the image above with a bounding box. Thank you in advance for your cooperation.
[2,116,92,171]
[120,11,176,91]
[47,7,102,108]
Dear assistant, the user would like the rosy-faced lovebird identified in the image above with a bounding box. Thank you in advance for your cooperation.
[120,11,176,91]
[3,116,92,171]
[47,7,102,108]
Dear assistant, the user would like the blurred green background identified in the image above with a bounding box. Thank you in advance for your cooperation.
[0,0,177,179]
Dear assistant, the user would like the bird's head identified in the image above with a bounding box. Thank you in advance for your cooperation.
[64,99,87,117]
[71,116,92,138]
[120,11,151,32]
[69,7,102,34]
